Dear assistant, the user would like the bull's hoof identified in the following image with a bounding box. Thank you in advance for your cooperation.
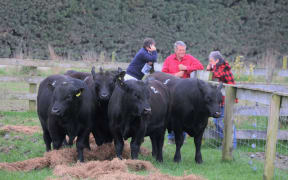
[77,159,84,163]
[156,157,163,163]
[173,156,181,163]
[131,155,138,160]
[195,158,203,164]
[85,145,91,150]
[117,155,123,160]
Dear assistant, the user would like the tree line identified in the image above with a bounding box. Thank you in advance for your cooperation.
[0,0,287,65]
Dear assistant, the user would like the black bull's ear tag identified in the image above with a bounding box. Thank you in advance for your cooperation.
[76,91,81,97]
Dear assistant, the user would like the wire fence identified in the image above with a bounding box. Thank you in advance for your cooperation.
[203,97,288,180]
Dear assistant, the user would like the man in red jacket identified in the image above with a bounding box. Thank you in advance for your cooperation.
[162,41,203,78]
[162,41,204,144]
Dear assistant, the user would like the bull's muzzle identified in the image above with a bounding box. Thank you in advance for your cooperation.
[99,93,109,100]
[143,107,152,115]
[213,111,221,118]
[51,107,61,116]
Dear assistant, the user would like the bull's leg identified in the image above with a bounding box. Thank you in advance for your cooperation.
[130,137,142,160]
[173,130,184,163]
[76,130,91,162]
[52,136,65,150]
[149,135,158,158]
[62,138,69,146]
[92,130,104,146]
[155,132,165,162]
[43,129,52,151]
[68,135,75,146]
[50,131,65,150]
[194,132,204,164]
[84,134,91,150]
[114,135,124,160]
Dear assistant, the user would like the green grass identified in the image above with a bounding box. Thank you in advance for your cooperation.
[0,132,45,162]
[0,168,52,180]
[0,111,40,126]
[0,69,7,76]
[237,116,268,131]
[138,137,266,180]
[0,111,287,180]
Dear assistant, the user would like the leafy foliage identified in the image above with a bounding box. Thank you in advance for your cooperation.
[0,0,287,63]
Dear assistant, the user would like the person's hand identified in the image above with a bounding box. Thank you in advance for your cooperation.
[206,64,211,70]
[178,64,187,71]
[174,71,184,77]
[147,44,156,52]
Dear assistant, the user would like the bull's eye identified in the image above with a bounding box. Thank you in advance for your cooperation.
[65,95,73,101]
[134,94,140,99]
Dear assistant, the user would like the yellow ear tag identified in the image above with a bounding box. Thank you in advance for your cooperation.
[76,92,81,97]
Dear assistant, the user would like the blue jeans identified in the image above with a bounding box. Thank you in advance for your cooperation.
[213,106,237,149]
[167,131,186,140]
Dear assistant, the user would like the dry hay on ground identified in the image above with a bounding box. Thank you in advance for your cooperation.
[0,142,150,171]
[0,148,205,180]
[0,125,205,179]
[50,158,205,180]
[52,158,154,179]
[0,125,41,135]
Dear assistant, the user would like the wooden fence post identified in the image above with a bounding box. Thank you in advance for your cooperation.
[29,82,37,111]
[208,71,213,81]
[222,86,236,161]
[263,94,281,180]
[282,56,287,70]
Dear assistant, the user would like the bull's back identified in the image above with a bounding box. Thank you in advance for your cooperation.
[65,70,90,80]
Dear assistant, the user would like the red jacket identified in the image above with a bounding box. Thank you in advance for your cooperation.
[211,61,235,84]
[207,61,237,105]
[162,54,203,78]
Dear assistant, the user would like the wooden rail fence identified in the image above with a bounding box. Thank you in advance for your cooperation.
[0,58,128,70]
[195,71,288,180]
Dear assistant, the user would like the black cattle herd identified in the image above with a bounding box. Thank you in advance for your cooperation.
[37,67,223,163]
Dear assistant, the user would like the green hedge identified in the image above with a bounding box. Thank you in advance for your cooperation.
[0,0,287,63]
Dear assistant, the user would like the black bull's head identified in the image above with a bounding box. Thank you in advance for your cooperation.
[91,67,125,102]
[49,80,85,117]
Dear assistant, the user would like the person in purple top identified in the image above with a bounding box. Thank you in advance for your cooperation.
[125,38,157,80]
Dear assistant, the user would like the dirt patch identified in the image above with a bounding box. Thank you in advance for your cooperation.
[0,145,17,153]
[248,152,288,170]
[0,125,41,135]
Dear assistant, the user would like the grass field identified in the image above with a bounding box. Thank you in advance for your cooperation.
[0,111,287,180]
[0,67,288,179]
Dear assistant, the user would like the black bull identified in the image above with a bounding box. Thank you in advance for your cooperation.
[37,74,93,162]
[65,67,125,145]
[147,72,223,163]
[108,78,170,162]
